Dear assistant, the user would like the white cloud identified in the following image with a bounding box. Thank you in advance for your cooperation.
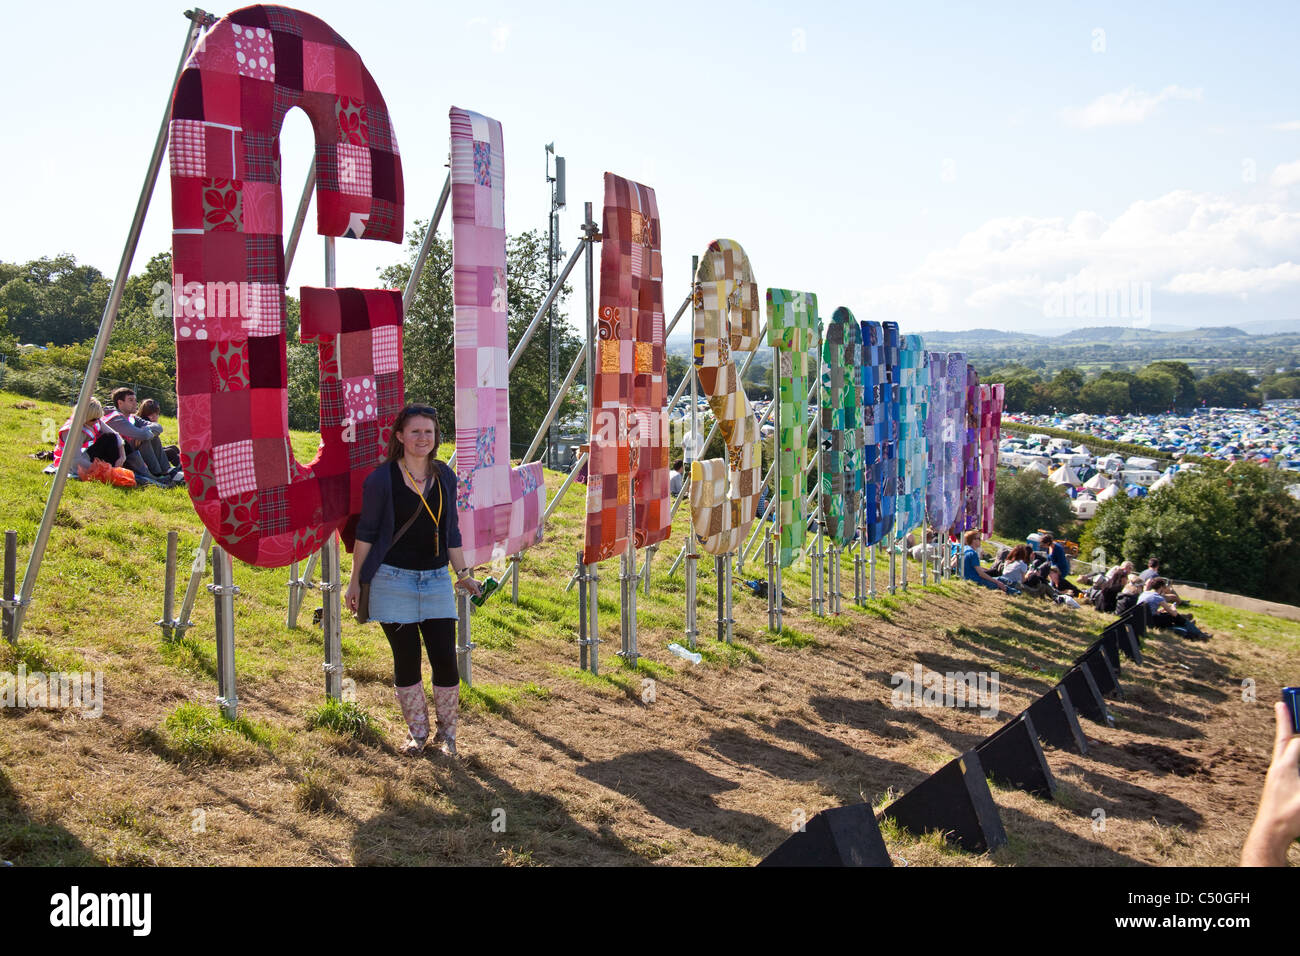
[1165,262,1300,295]
[1062,85,1202,128]
[859,189,1300,323]
[1271,120,1300,131]
[1271,160,1300,187]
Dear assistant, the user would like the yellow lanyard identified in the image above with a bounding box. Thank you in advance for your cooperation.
[400,461,443,552]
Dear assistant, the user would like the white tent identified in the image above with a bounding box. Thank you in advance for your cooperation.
[1097,483,1120,501]
[1149,471,1175,492]
[1025,459,1051,476]
[1083,473,1113,492]
[1048,464,1081,486]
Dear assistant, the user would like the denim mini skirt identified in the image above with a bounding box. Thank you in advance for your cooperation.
[368,564,457,623]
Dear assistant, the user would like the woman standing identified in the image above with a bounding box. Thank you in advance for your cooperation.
[346,405,482,756]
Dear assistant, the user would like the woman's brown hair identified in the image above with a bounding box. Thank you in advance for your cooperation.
[385,404,442,467]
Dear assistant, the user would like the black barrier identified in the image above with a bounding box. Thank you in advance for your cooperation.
[881,750,1008,853]
[975,713,1056,798]
[1119,619,1143,664]
[758,804,893,867]
[1060,664,1112,725]
[1077,642,1123,700]
[1025,685,1089,754]
[1121,604,1147,642]
[1094,627,1122,674]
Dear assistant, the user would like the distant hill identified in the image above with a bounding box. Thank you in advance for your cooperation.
[916,329,1044,346]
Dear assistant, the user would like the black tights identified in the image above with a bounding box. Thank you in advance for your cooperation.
[380,619,458,688]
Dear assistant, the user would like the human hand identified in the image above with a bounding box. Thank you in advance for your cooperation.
[454,574,482,597]
[1240,701,1300,866]
[345,579,360,614]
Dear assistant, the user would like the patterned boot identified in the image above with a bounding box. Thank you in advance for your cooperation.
[393,682,430,755]
[432,684,460,756]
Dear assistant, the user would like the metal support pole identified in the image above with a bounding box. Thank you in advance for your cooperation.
[889,540,897,595]
[715,554,735,644]
[902,529,909,592]
[321,534,342,700]
[509,555,519,605]
[586,560,600,675]
[156,530,178,640]
[401,173,452,312]
[576,552,588,670]
[12,11,209,641]
[209,545,239,720]
[3,530,16,643]
[544,452,586,523]
[621,541,639,666]
[282,164,316,278]
[854,526,865,605]
[765,535,777,633]
[828,544,841,615]
[286,559,302,627]
[641,544,656,595]
[684,535,698,650]
[870,542,877,599]
[523,345,586,465]
[456,591,475,687]
[174,529,210,638]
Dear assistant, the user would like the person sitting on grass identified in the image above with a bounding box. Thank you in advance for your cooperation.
[961,530,1016,594]
[1138,577,1209,638]
[135,398,182,474]
[53,397,125,474]
[1240,700,1300,867]
[1037,534,1078,593]
[997,544,1032,590]
[101,387,180,487]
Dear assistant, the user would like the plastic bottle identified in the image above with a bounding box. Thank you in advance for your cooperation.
[667,642,702,665]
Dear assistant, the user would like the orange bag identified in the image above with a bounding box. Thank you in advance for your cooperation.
[110,467,137,488]
[78,460,114,484]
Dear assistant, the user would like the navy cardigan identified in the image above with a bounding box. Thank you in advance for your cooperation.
[354,460,462,584]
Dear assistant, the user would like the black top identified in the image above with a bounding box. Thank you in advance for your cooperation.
[385,462,450,571]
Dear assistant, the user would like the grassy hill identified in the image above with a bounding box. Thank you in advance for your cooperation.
[1,390,1297,866]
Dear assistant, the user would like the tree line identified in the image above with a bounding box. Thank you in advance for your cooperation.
[0,231,583,457]
[985,360,1300,415]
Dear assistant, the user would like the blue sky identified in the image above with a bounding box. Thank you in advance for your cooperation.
[3,0,1298,335]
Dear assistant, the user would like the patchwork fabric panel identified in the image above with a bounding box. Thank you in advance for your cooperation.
[582,174,669,564]
[979,383,1005,536]
[959,364,983,533]
[819,307,864,547]
[941,352,968,535]
[449,107,545,567]
[860,320,898,545]
[766,289,817,568]
[925,352,951,535]
[894,334,928,538]
[689,240,762,557]
[168,5,405,567]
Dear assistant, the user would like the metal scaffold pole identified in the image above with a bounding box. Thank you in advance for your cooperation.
[12,10,212,641]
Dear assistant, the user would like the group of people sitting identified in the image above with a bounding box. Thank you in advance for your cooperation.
[52,388,183,488]
[960,534,1211,638]
[960,530,1079,604]
[1078,557,1211,639]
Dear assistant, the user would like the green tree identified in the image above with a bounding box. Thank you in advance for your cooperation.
[1117,463,1300,602]
[1145,360,1197,408]
[992,467,1073,542]
[1130,367,1177,412]
[1197,370,1260,408]
[1078,493,1139,568]
[1078,378,1131,414]
[0,255,110,346]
